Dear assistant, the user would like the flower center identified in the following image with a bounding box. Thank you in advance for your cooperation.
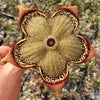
[44,35,58,50]
[47,38,55,47]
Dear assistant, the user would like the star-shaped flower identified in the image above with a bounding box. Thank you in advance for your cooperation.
[1,6,97,96]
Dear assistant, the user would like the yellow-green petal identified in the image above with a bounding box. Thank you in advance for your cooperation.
[13,39,46,67]
[58,35,89,63]
[21,11,50,40]
[39,50,68,83]
[51,9,78,39]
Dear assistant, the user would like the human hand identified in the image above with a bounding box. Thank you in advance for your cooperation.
[0,46,25,100]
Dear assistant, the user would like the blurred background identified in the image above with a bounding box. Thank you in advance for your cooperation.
[0,0,100,100]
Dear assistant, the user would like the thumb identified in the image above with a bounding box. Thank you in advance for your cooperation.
[0,46,11,59]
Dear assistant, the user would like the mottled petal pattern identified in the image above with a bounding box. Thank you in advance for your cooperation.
[39,50,68,83]
[13,39,46,67]
[58,35,89,63]
[51,8,79,39]
[21,11,50,40]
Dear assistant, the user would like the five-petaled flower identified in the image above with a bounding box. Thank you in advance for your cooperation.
[1,6,97,96]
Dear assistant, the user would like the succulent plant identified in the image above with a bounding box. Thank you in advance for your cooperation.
[1,6,97,96]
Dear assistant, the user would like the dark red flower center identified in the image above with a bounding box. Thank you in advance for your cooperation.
[47,38,55,47]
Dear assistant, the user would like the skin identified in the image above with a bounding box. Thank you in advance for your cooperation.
[0,46,25,100]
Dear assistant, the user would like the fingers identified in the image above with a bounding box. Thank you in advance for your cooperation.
[0,46,10,59]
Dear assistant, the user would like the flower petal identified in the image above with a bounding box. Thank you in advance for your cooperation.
[80,37,97,63]
[39,50,68,82]
[58,35,95,63]
[19,6,50,40]
[12,39,46,68]
[51,6,79,39]
[41,72,69,96]
[39,50,68,95]
[18,5,37,28]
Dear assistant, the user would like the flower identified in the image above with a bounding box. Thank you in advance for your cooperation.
[1,6,97,96]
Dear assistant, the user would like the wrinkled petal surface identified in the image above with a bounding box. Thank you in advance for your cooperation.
[51,8,79,39]
[58,35,89,63]
[39,50,68,83]
[13,39,46,67]
[21,11,50,40]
